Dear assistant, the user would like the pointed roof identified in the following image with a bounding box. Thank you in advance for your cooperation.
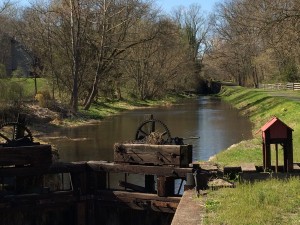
[261,116,293,132]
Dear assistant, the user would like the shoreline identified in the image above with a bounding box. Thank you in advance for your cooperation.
[29,94,198,142]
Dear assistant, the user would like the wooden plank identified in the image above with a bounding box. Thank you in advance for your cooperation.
[77,202,86,225]
[115,143,183,154]
[180,145,193,168]
[95,190,181,202]
[0,145,52,167]
[49,162,87,173]
[293,164,300,171]
[95,190,180,213]
[119,181,147,193]
[87,161,192,178]
[0,191,76,209]
[0,161,87,177]
[114,144,192,167]
[114,152,180,166]
[0,160,192,178]
[194,162,219,171]
[114,144,180,166]
[241,163,256,172]
[151,200,178,210]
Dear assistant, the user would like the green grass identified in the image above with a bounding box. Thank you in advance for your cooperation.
[204,86,300,224]
[204,178,300,225]
[66,93,192,123]
[210,87,300,166]
[0,78,50,100]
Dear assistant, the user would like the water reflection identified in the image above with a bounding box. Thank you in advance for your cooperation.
[46,96,252,162]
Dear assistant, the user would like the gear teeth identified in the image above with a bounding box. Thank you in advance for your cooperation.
[135,119,172,144]
[0,122,34,142]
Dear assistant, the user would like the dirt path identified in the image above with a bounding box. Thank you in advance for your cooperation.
[260,89,300,102]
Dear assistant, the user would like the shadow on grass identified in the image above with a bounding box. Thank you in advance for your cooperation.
[238,96,272,112]
[78,99,149,120]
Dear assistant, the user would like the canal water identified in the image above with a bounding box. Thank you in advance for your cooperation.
[46,96,252,163]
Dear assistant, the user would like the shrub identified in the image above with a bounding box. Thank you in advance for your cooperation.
[35,90,52,108]
[0,64,6,78]
[8,82,24,101]
[12,67,25,78]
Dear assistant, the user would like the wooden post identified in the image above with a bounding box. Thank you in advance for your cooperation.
[275,144,278,173]
[265,143,271,171]
[184,173,195,191]
[194,171,208,191]
[77,202,86,225]
[157,176,174,197]
[286,131,294,172]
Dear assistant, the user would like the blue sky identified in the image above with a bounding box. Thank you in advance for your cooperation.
[157,0,222,13]
[17,0,222,12]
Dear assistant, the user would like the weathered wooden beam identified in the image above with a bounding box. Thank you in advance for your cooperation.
[241,163,256,172]
[0,160,192,178]
[0,161,87,177]
[76,202,86,225]
[119,181,147,193]
[0,191,76,209]
[49,162,87,173]
[157,176,174,197]
[0,144,52,168]
[95,190,180,213]
[114,144,192,167]
[87,161,192,178]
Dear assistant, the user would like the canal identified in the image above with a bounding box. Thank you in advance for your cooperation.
[45,96,253,163]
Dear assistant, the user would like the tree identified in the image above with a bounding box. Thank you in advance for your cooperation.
[123,19,189,99]
[82,0,159,110]
[0,0,12,15]
[18,0,93,111]
[205,0,300,86]
[171,4,211,92]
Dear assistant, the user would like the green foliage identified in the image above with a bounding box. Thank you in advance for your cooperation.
[282,62,299,82]
[0,63,6,78]
[8,81,24,101]
[0,77,51,110]
[19,78,49,98]
[76,93,187,121]
[0,80,24,102]
[205,199,220,212]
[204,178,300,225]
[12,67,25,78]
[35,90,52,108]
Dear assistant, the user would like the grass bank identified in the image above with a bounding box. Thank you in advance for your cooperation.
[61,93,190,126]
[204,86,300,225]
[0,77,194,127]
[210,86,300,166]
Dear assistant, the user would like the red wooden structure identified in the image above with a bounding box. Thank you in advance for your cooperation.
[261,117,294,172]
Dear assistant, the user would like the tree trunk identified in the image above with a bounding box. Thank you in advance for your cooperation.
[83,76,98,110]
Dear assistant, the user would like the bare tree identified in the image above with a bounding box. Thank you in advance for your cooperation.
[0,0,12,14]
[123,19,189,99]
[82,0,159,110]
